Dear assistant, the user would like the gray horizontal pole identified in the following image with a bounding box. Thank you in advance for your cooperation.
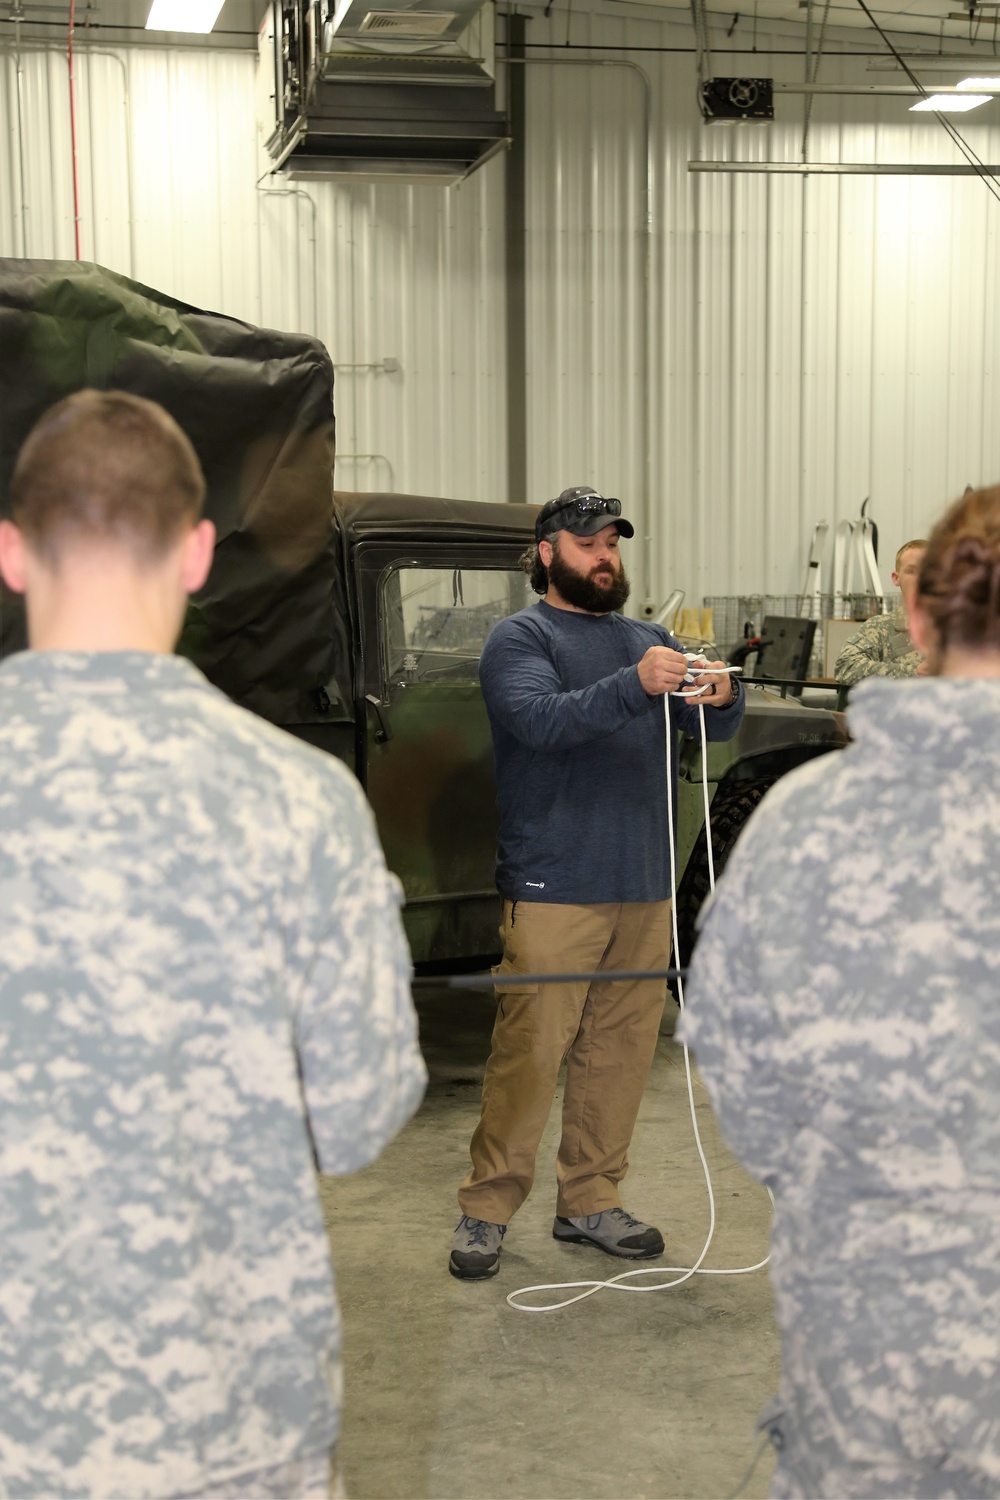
[867,56,1000,68]
[412,968,687,989]
[774,81,998,93]
[689,161,1000,174]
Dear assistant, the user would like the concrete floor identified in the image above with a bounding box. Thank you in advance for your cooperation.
[319,988,779,1500]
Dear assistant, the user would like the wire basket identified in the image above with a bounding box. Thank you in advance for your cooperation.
[668,593,899,679]
[700,594,893,653]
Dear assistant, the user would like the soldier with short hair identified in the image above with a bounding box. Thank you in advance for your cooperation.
[0,389,426,1499]
[682,487,1000,1497]
[834,538,927,684]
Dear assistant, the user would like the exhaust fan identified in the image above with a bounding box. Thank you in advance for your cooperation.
[700,77,774,123]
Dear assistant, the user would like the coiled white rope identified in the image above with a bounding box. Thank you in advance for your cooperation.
[506,657,771,1314]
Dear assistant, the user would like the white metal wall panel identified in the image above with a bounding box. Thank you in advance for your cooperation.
[5,17,1000,604]
[312,170,507,502]
[762,174,804,598]
[0,44,507,505]
[519,11,1000,607]
[524,50,650,592]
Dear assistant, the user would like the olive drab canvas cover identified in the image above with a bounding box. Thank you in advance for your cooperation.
[0,258,349,727]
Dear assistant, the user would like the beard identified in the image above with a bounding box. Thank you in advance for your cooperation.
[547,542,631,614]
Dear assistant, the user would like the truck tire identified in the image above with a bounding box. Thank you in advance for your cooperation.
[674,780,773,970]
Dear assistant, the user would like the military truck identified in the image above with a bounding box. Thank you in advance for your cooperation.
[313,494,848,966]
[0,259,848,970]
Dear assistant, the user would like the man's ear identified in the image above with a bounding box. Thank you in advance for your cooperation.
[0,521,28,595]
[179,519,216,595]
[538,537,554,569]
[890,569,900,589]
[908,599,932,657]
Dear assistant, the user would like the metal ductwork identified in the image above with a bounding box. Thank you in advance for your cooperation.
[257,0,508,184]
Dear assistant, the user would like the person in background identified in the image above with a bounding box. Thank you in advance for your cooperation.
[450,486,745,1280]
[680,486,1000,1498]
[834,538,927,684]
[0,390,427,1499]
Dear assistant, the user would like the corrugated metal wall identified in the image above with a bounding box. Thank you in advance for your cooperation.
[520,9,1000,607]
[0,43,507,506]
[4,13,1000,605]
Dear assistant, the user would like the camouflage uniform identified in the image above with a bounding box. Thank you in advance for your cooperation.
[0,651,427,1499]
[834,604,922,684]
[679,678,1000,1499]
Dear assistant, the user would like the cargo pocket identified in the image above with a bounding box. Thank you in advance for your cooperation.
[491,899,537,1051]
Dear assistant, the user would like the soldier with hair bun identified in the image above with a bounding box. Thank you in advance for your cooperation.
[681,485,1000,1498]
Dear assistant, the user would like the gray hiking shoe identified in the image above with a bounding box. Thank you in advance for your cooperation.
[449,1215,507,1280]
[553,1207,664,1259]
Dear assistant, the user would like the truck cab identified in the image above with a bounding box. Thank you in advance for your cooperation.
[295,492,848,969]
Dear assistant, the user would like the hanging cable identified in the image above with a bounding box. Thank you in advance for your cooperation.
[67,0,82,260]
[854,0,1000,209]
[689,0,712,106]
[801,0,834,162]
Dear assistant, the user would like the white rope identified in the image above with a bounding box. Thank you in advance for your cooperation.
[506,660,770,1315]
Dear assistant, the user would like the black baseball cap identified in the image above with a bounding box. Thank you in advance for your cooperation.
[535,486,636,542]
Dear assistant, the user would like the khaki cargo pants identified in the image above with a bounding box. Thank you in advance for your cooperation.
[458,898,672,1224]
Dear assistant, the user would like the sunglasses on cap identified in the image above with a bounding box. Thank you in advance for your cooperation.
[536,489,632,541]
[553,494,621,521]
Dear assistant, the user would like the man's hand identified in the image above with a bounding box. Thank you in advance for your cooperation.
[692,660,736,707]
[638,646,690,697]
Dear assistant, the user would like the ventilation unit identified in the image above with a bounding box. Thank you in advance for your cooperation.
[258,0,508,183]
[700,77,775,123]
[357,10,456,34]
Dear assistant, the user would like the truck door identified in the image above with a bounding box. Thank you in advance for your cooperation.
[355,544,534,968]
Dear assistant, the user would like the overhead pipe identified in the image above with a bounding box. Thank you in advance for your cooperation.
[5,38,136,272]
[67,0,82,259]
[778,80,1000,91]
[689,160,1000,173]
[498,50,656,614]
[335,454,396,490]
[256,184,319,333]
[84,48,136,276]
[12,7,29,256]
[504,10,527,509]
[688,0,712,91]
[801,0,834,161]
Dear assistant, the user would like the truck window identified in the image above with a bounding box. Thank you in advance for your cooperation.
[380,564,534,683]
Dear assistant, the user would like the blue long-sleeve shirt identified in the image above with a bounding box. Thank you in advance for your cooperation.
[479,600,745,904]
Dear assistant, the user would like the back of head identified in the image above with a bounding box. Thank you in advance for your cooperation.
[917,485,1000,661]
[10,389,205,566]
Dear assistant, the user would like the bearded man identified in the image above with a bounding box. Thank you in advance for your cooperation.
[449,486,745,1280]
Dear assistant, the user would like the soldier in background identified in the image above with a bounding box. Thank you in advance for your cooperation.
[0,390,426,1499]
[834,538,927,684]
[681,486,1000,1497]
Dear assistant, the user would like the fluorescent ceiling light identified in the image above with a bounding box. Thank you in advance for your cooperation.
[146,0,225,31]
[958,76,1000,89]
[910,93,991,111]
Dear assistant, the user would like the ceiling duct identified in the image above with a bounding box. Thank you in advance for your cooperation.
[258,0,508,184]
[356,11,457,36]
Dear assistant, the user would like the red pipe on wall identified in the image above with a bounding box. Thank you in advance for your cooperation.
[67,0,81,259]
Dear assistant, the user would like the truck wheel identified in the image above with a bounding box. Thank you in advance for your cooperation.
[674,781,773,970]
